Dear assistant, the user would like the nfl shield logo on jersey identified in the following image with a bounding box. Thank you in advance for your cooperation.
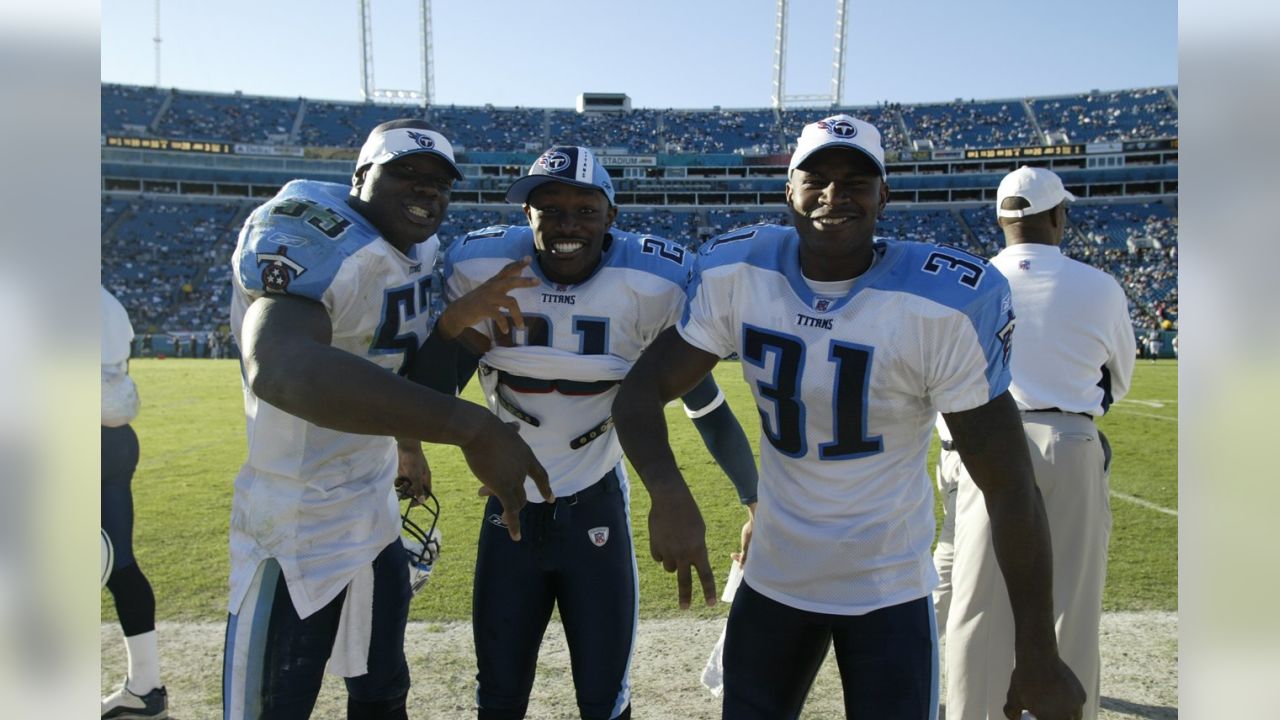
[588,527,610,547]
[814,297,833,313]
[1018,259,1031,271]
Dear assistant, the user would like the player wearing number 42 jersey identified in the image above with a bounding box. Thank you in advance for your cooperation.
[615,115,1085,720]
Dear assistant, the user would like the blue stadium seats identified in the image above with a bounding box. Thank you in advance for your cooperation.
[98,83,1179,339]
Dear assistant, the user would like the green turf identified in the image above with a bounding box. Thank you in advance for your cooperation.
[103,358,1177,624]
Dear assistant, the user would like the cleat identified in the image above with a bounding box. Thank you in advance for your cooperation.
[102,678,168,719]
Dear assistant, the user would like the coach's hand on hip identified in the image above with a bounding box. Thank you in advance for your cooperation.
[1004,655,1086,720]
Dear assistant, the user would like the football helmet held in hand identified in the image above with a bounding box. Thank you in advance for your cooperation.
[401,493,441,596]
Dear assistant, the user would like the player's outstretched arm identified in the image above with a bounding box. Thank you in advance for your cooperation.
[943,391,1086,720]
[615,327,722,609]
[241,293,552,540]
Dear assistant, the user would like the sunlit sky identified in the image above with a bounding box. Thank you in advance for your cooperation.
[102,0,1177,108]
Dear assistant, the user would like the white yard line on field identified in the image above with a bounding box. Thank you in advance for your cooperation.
[1109,408,1177,422]
[1111,491,1178,517]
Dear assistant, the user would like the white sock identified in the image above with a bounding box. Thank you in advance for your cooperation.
[124,630,162,694]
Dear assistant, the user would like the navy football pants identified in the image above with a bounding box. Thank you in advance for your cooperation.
[102,424,141,570]
[472,469,636,720]
[722,583,938,720]
[222,539,412,720]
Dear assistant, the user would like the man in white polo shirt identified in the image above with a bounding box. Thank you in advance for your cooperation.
[944,166,1135,720]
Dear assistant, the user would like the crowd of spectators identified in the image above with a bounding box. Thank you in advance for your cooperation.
[1030,87,1178,144]
[101,198,244,332]
[102,84,168,136]
[900,99,1039,150]
[100,83,1178,341]
[153,90,299,144]
[102,194,1176,341]
[103,84,1177,154]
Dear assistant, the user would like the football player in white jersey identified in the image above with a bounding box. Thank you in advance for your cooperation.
[614,115,1086,720]
[410,146,758,720]
[101,286,169,719]
[224,119,550,720]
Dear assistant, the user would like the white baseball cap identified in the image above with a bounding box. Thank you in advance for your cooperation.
[356,125,464,180]
[995,165,1076,218]
[788,114,886,179]
[506,146,616,206]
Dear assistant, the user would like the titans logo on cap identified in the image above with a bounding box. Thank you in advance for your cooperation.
[818,117,858,139]
[407,131,435,149]
[538,150,572,173]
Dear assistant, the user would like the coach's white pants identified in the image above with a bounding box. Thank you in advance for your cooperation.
[945,413,1110,720]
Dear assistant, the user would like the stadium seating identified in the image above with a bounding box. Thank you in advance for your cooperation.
[1029,87,1178,144]
[99,83,1178,341]
[899,99,1040,150]
[103,85,1176,153]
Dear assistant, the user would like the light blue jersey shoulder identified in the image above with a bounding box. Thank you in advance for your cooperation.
[445,225,534,275]
[236,180,385,301]
[871,241,1015,389]
[692,226,1013,381]
[695,223,788,270]
[446,225,692,287]
[601,229,692,287]
[697,224,1009,316]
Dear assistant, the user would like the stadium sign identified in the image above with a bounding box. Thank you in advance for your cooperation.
[104,135,232,154]
[234,143,306,158]
[963,144,1086,159]
[597,155,657,167]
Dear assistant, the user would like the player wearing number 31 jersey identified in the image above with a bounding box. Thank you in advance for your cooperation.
[615,115,1085,720]
[684,224,1013,615]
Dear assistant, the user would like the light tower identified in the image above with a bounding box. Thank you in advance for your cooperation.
[771,0,850,110]
[358,0,436,106]
[153,0,162,87]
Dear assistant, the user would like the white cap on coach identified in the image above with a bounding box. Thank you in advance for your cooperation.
[356,126,464,180]
[995,165,1076,218]
[788,114,886,179]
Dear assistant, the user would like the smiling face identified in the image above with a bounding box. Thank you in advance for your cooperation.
[786,147,889,281]
[348,153,455,253]
[523,182,617,285]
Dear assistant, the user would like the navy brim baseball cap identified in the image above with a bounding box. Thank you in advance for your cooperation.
[506,146,616,206]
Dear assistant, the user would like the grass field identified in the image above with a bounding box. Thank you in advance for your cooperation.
[103,358,1177,624]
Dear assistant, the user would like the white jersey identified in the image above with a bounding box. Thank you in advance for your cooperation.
[445,225,691,498]
[680,226,1014,615]
[101,286,140,427]
[991,244,1134,415]
[228,180,442,618]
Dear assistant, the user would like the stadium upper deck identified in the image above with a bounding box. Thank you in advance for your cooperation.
[99,83,1177,341]
[103,83,1176,153]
